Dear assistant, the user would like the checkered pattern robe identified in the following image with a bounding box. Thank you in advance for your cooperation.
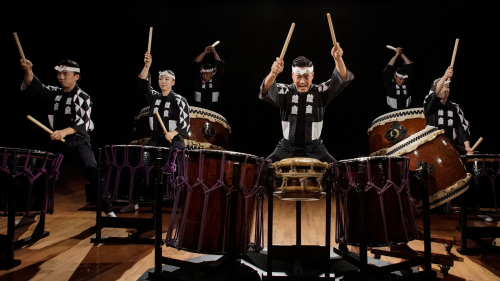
[138,76,190,140]
[423,80,470,146]
[21,76,94,147]
[259,69,354,160]
[383,63,414,112]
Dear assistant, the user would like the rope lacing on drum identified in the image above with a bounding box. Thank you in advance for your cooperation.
[0,148,63,215]
[342,162,358,241]
[333,165,344,244]
[161,148,178,199]
[248,158,268,252]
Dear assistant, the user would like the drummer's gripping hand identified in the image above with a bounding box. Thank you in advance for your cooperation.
[465,141,473,155]
[50,128,75,141]
[331,43,344,60]
[21,59,33,71]
[443,67,453,79]
[271,57,284,77]
[165,131,179,141]
[21,59,34,86]
[144,52,152,68]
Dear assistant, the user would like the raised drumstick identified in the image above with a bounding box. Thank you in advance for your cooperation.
[155,111,172,143]
[280,23,295,60]
[471,137,483,152]
[13,32,26,62]
[27,115,65,142]
[211,41,220,47]
[448,38,459,81]
[326,13,337,47]
[147,27,153,53]
[386,45,397,51]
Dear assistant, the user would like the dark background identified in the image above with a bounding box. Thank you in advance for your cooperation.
[1,1,498,160]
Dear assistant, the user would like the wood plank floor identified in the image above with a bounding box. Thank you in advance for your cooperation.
[1,163,500,281]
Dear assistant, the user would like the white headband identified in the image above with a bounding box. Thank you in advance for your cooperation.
[444,80,451,85]
[55,65,80,73]
[200,68,214,73]
[395,72,408,79]
[159,71,175,80]
[292,66,314,75]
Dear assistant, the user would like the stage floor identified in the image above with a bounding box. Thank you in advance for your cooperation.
[1,162,500,281]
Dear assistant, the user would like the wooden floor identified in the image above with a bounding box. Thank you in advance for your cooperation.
[1,163,500,281]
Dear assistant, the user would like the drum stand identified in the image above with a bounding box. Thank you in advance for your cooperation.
[263,166,333,280]
[333,162,438,280]
[0,151,50,270]
[91,148,155,245]
[457,186,500,255]
[148,162,249,280]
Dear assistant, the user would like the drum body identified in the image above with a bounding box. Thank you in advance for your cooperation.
[187,107,231,150]
[0,147,63,215]
[272,158,328,201]
[131,106,151,144]
[102,145,177,202]
[333,156,418,247]
[166,150,267,254]
[385,127,471,209]
[368,108,426,155]
[460,154,500,212]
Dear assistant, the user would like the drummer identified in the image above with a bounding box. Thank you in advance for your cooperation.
[259,44,354,163]
[192,45,225,112]
[138,52,190,148]
[383,47,414,112]
[19,58,116,226]
[423,67,472,154]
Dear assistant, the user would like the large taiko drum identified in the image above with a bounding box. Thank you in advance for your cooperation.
[368,108,426,155]
[272,158,328,201]
[166,150,267,254]
[384,126,471,209]
[0,147,63,215]
[333,156,418,247]
[187,106,231,150]
[131,106,151,145]
[102,145,177,202]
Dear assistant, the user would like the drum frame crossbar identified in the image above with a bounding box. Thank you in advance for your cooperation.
[333,161,437,280]
[103,145,177,203]
[166,149,267,254]
[457,154,500,255]
[0,148,62,270]
[1,147,63,216]
[275,165,326,194]
[334,157,417,247]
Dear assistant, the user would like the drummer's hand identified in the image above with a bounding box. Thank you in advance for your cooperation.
[332,43,344,60]
[443,67,453,80]
[465,141,473,155]
[165,131,179,141]
[21,59,33,71]
[395,47,403,56]
[51,130,67,141]
[271,57,284,76]
[144,52,152,68]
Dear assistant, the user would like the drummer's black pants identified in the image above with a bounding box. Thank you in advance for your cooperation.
[48,142,113,214]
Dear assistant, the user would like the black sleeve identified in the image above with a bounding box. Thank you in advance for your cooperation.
[423,84,441,120]
[319,68,355,105]
[214,60,225,79]
[138,75,160,104]
[192,61,202,78]
[383,64,394,86]
[21,75,58,100]
[454,103,471,144]
[405,62,414,80]
[258,79,282,107]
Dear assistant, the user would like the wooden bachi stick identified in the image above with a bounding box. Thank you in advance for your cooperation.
[155,111,172,143]
[280,23,295,60]
[211,41,220,47]
[471,137,483,152]
[13,32,26,62]
[148,27,153,53]
[27,115,65,142]
[327,13,337,47]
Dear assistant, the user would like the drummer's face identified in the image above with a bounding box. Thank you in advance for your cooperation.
[440,83,450,100]
[159,76,175,91]
[292,71,314,93]
[201,71,214,82]
[394,75,406,86]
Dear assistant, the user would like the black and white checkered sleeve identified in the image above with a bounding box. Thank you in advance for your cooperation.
[72,90,94,134]
[454,103,470,143]
[175,95,190,138]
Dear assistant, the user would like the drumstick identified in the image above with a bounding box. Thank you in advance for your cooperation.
[280,23,295,60]
[326,13,337,47]
[386,45,397,51]
[471,137,483,152]
[147,27,153,53]
[13,32,26,62]
[27,115,65,142]
[448,38,459,81]
[211,41,220,47]
[155,111,172,143]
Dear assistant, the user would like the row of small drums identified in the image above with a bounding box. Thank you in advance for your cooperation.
[101,145,424,253]
[367,108,472,209]
[132,106,231,150]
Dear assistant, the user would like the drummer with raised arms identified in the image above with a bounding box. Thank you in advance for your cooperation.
[423,67,472,154]
[192,42,224,112]
[259,31,354,163]
[383,46,414,112]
